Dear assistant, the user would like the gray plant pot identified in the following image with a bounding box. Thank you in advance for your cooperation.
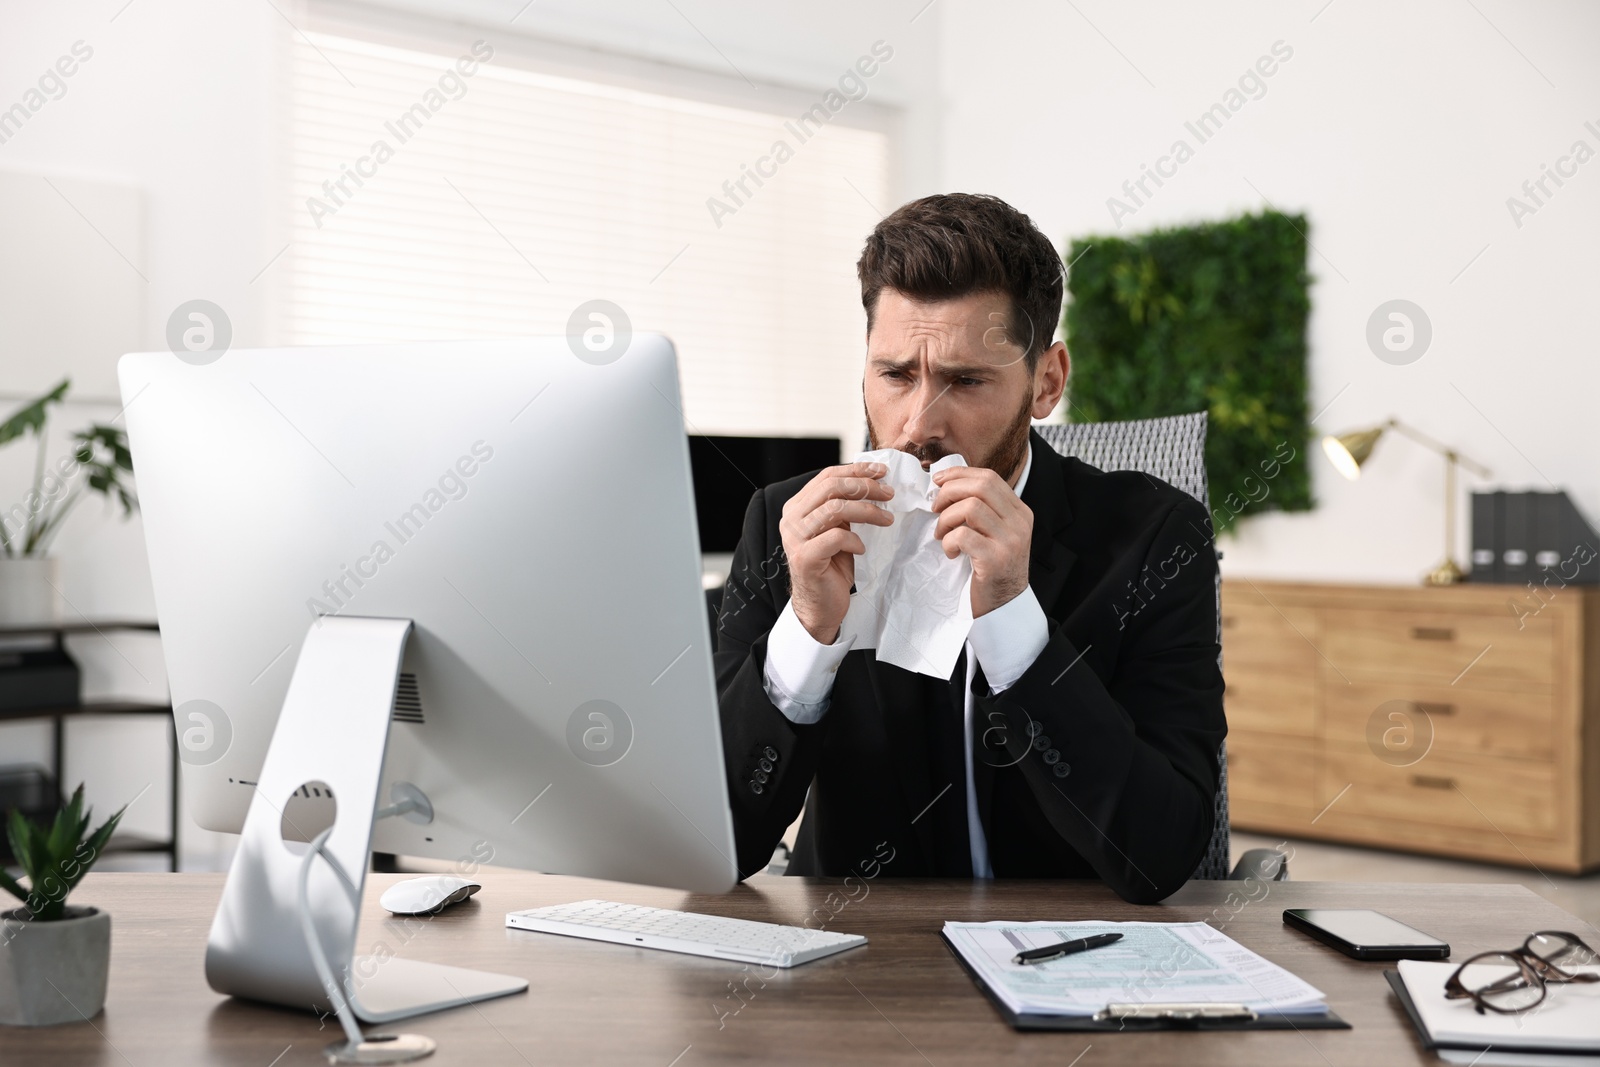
[0,557,61,627]
[0,906,111,1026]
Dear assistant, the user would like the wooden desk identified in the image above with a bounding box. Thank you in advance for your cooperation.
[7,872,1597,1065]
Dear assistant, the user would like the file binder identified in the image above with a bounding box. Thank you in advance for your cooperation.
[1556,492,1600,584]
[1534,492,1566,573]
[1470,492,1500,582]
[1469,490,1600,586]
[1502,492,1532,586]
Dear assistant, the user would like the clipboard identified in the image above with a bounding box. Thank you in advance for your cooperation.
[941,931,1351,1032]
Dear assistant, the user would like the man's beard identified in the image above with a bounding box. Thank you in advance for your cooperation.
[864,389,1033,485]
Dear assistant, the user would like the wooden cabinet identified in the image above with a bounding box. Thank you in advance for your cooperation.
[1221,580,1600,873]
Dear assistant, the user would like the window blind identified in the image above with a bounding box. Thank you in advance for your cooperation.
[282,28,892,442]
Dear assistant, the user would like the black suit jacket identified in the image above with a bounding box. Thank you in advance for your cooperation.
[714,430,1226,903]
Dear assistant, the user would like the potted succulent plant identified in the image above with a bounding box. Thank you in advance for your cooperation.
[0,786,124,1026]
[0,378,137,626]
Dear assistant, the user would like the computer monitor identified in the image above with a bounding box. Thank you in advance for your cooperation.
[119,336,738,1029]
[688,435,841,552]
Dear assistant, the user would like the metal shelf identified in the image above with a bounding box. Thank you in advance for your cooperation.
[0,622,177,871]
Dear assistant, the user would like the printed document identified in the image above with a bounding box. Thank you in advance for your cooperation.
[943,920,1328,1017]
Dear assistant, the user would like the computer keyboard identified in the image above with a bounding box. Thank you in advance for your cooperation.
[505,899,866,967]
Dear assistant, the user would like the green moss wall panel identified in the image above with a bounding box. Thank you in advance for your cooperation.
[1064,211,1313,531]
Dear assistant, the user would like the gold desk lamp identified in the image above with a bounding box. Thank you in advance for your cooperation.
[1321,419,1492,586]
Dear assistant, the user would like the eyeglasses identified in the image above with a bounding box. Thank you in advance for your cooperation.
[1444,931,1600,1014]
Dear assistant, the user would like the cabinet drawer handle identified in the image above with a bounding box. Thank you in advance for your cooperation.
[1411,627,1454,641]
[1411,775,1456,791]
[1415,702,1455,717]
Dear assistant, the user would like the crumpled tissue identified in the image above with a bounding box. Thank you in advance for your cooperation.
[836,448,973,679]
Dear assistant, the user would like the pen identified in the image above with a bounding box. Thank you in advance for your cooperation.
[1012,931,1123,965]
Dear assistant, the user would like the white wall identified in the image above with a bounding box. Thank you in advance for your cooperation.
[0,0,280,862]
[0,0,942,867]
[938,0,1600,583]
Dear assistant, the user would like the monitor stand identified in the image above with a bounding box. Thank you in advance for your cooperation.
[203,617,527,1061]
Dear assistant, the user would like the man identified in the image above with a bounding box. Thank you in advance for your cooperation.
[715,193,1225,904]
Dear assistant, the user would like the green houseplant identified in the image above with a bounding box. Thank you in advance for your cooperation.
[0,786,125,1026]
[1064,210,1312,532]
[0,378,137,625]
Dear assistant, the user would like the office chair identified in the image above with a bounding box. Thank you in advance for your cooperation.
[1037,412,1286,883]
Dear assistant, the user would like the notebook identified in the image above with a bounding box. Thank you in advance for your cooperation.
[1393,959,1600,1053]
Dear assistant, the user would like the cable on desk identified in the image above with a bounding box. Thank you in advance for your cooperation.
[297,826,365,1049]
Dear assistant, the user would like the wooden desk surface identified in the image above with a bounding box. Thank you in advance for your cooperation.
[7,872,1597,1066]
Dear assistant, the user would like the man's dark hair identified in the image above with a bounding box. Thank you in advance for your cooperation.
[856,192,1063,370]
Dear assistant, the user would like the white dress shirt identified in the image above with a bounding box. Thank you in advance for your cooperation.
[761,446,1049,878]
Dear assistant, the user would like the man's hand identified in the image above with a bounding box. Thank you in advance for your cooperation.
[932,466,1033,618]
[779,462,895,644]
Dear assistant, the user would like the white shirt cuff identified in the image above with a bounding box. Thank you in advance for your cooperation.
[967,585,1049,693]
[762,601,854,724]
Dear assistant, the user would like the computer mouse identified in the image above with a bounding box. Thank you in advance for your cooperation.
[378,875,482,916]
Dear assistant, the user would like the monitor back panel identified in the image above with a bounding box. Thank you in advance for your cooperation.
[119,336,737,893]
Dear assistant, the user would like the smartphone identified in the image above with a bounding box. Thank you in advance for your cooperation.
[1282,908,1450,960]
